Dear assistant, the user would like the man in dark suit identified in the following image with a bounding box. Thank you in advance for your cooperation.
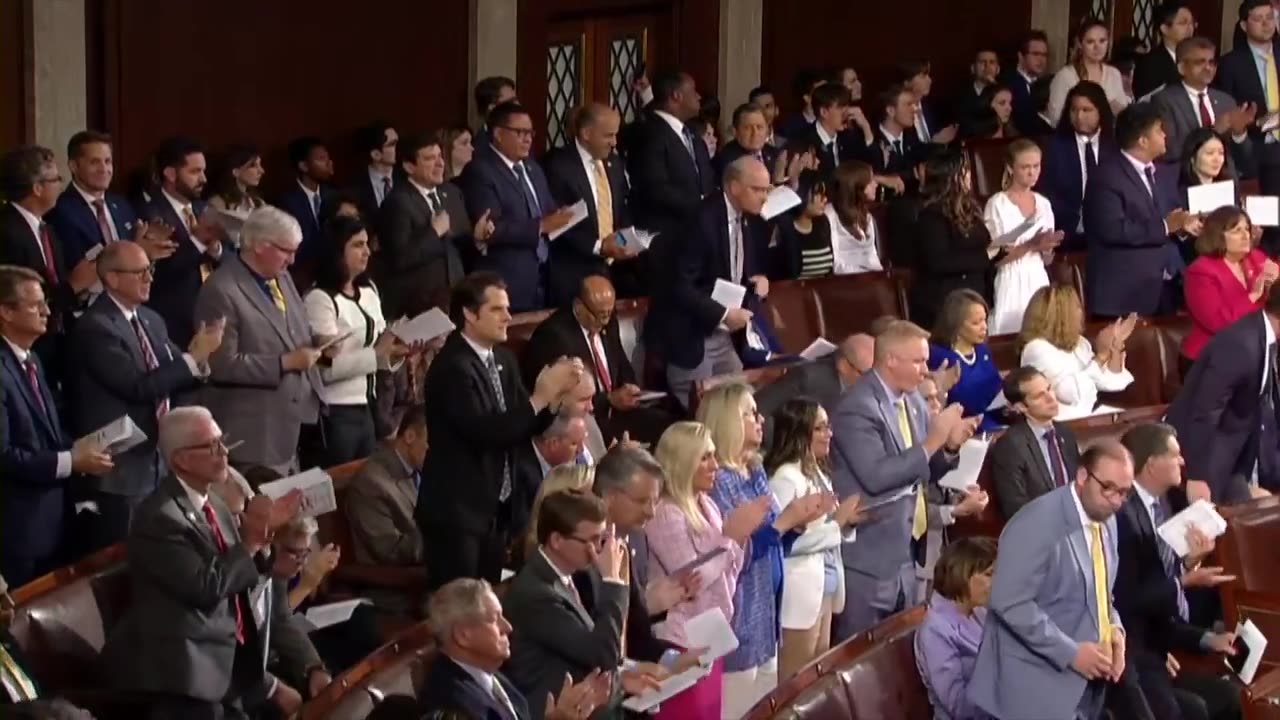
[143,136,225,348]
[275,136,335,272]
[951,49,1000,129]
[988,366,1082,520]
[862,84,928,197]
[1166,302,1280,505]
[626,70,715,237]
[796,82,854,179]
[1037,83,1115,251]
[459,102,575,312]
[543,103,638,307]
[351,122,398,224]
[1004,30,1051,136]
[713,102,782,183]
[418,273,583,590]
[1215,0,1280,194]
[755,333,874,443]
[0,266,113,587]
[1115,423,1243,720]
[644,157,769,409]
[378,133,480,318]
[45,131,144,267]
[473,75,518,140]
[69,241,222,551]
[1135,3,1197,100]
[1084,102,1194,318]
[897,60,958,146]
[1153,37,1256,169]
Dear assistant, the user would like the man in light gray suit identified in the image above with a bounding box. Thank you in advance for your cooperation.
[1153,36,1255,168]
[194,206,322,475]
[967,440,1135,720]
[829,321,975,641]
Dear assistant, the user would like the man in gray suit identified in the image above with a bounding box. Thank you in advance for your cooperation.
[1153,37,1256,168]
[829,321,975,641]
[967,440,1134,720]
[70,241,224,551]
[101,406,307,720]
[756,333,873,444]
[194,206,322,475]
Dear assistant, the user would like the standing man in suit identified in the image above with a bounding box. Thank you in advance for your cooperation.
[1215,0,1280,195]
[1166,299,1280,504]
[193,207,322,475]
[69,241,223,551]
[626,70,715,237]
[989,366,1082,519]
[1136,3,1198,99]
[1115,423,1242,720]
[713,103,782,183]
[0,265,112,586]
[1153,37,1256,168]
[1084,102,1194,318]
[473,76,519,140]
[797,83,854,180]
[865,85,927,198]
[352,122,398,223]
[1037,82,1116,251]
[45,131,145,267]
[967,440,1134,720]
[544,103,637,307]
[829,321,974,640]
[100,406,308,720]
[144,137,225,348]
[755,333,874,442]
[419,272,583,590]
[459,102,575,312]
[378,133,485,318]
[1005,30,1052,136]
[276,136,335,274]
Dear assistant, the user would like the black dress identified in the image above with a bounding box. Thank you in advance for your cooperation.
[908,204,993,329]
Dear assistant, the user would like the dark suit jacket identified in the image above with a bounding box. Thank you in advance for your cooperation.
[422,655,532,720]
[712,140,781,185]
[1152,83,1254,174]
[625,110,714,237]
[1135,47,1180,101]
[1166,310,1280,503]
[1035,132,1115,249]
[141,194,216,348]
[795,123,858,180]
[860,126,926,197]
[351,170,392,226]
[503,552,627,720]
[275,182,333,267]
[644,193,769,370]
[1083,153,1182,317]
[1213,45,1280,148]
[69,294,199,498]
[0,342,68,587]
[586,552,677,665]
[522,307,635,417]
[1002,68,1038,137]
[543,145,632,308]
[0,204,77,323]
[376,181,468,318]
[458,149,556,312]
[45,187,139,266]
[988,418,1081,520]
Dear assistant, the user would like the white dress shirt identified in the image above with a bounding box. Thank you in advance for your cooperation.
[163,189,209,254]
[489,145,542,217]
[175,474,210,511]
[12,203,46,263]
[298,180,322,222]
[3,336,70,479]
[407,178,442,214]
[1183,83,1216,126]
[369,167,393,207]
[815,122,840,162]
[653,109,689,145]
[1069,484,1108,562]
[576,141,609,255]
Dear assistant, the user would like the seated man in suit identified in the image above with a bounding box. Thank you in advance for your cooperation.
[748,86,783,149]
[626,70,715,237]
[1153,37,1256,168]
[714,102,782,183]
[967,440,1137,720]
[193,207,322,475]
[459,102,574,312]
[830,321,974,640]
[45,130,148,267]
[1115,423,1242,720]
[989,366,1082,520]
[756,333,873,443]
[1084,102,1195,318]
[100,406,307,719]
[544,103,637,307]
[277,136,335,273]
[352,121,398,223]
[69,241,223,551]
[0,265,113,587]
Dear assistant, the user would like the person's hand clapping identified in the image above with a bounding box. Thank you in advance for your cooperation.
[723,495,772,545]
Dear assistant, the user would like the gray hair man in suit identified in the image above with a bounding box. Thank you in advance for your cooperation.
[194,206,322,475]
[1152,36,1255,167]
[829,320,975,641]
[967,440,1135,720]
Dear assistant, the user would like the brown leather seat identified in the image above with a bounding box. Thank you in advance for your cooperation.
[299,623,437,720]
[809,271,909,340]
[964,138,1015,201]
[766,283,823,353]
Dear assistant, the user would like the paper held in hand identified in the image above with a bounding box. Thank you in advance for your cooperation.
[1187,181,1236,215]
[1245,196,1280,227]
[617,226,658,251]
[299,598,370,632]
[711,278,747,310]
[547,200,588,241]
[800,337,837,361]
[258,468,337,518]
[83,415,148,455]
[1231,618,1267,684]
[761,185,802,221]
[622,607,739,712]
[1155,499,1226,557]
[938,438,990,492]
[390,308,455,344]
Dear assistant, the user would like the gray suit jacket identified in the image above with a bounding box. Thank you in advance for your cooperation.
[967,484,1123,720]
[503,551,628,720]
[1152,83,1253,169]
[376,180,469,317]
[194,255,321,472]
[257,577,324,688]
[829,370,956,577]
[346,444,423,566]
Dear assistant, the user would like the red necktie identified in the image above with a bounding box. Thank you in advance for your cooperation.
[37,223,58,283]
[1197,92,1213,128]
[130,315,169,417]
[23,359,47,417]
[590,333,612,393]
[201,502,246,644]
[92,199,115,244]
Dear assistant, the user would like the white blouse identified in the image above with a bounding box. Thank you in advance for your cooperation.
[303,284,400,406]
[1021,337,1134,420]
[824,205,883,275]
[983,191,1056,252]
[769,462,846,629]
[1046,64,1130,126]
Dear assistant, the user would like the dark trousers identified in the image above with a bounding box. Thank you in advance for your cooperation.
[320,404,376,466]
[74,490,141,556]
[424,524,510,592]
[1133,651,1241,720]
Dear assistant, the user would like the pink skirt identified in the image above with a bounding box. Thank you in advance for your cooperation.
[654,657,724,720]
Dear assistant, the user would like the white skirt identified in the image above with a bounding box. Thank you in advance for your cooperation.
[990,253,1050,336]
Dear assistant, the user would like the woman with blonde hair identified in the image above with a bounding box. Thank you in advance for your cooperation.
[824,160,883,275]
[1046,19,1130,124]
[523,464,596,561]
[1019,284,1135,419]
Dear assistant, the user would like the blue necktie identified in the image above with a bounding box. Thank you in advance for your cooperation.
[681,125,702,180]
[411,470,422,493]
[1151,499,1190,622]
[514,163,549,263]
[575,451,588,466]
[311,192,322,220]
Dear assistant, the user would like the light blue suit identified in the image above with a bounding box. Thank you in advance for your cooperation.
[967,484,1123,720]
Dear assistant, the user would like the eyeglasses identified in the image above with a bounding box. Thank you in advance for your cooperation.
[566,533,607,550]
[269,241,299,256]
[180,435,234,456]
[38,175,63,185]
[1088,471,1132,499]
[500,126,536,139]
[281,545,311,560]
[112,264,156,278]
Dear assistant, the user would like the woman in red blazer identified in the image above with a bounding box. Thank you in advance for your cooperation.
[1183,205,1278,360]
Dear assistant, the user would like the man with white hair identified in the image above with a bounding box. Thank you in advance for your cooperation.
[194,206,322,474]
[100,406,306,719]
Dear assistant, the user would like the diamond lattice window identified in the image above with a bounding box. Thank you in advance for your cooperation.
[609,36,644,124]
[1132,0,1155,45]
[546,41,581,149]
[1089,0,1112,23]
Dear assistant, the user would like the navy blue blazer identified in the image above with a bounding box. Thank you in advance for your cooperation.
[1036,132,1116,250]
[1001,69,1039,137]
[141,195,214,348]
[457,148,556,312]
[0,342,69,587]
[420,655,532,720]
[275,183,333,268]
[45,188,139,266]
[645,193,768,370]
[1082,153,1182,317]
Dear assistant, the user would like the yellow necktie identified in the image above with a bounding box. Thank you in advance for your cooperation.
[1266,52,1280,140]
[267,278,287,313]
[1090,522,1112,645]
[898,398,928,540]
[593,159,614,238]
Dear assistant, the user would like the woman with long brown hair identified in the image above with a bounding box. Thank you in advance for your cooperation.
[909,152,992,329]
[1046,19,1129,125]
[825,160,884,275]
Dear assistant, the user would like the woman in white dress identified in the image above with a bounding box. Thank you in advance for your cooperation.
[983,139,1063,336]
[1018,284,1136,419]
[1046,19,1131,124]
[823,160,884,275]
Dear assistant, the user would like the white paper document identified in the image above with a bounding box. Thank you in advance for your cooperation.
[636,390,668,403]
[711,279,747,310]
[547,200,588,241]
[1187,181,1236,215]
[84,415,148,455]
[938,438,990,492]
[761,185,802,220]
[1155,499,1227,558]
[861,484,917,512]
[624,607,739,712]
[390,308,455,344]
[990,214,1038,246]
[1246,196,1280,227]
[617,226,658,251]
[1233,618,1267,684]
[258,468,337,517]
[1262,112,1280,133]
[800,337,837,361]
[301,598,368,630]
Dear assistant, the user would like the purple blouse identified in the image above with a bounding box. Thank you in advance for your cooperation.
[914,592,991,720]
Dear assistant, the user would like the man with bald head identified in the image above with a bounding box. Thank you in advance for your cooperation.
[545,102,636,306]
[70,240,224,550]
[646,155,773,408]
[756,333,873,443]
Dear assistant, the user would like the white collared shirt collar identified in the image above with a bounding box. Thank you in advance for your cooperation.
[653,109,687,140]
[162,188,197,239]
[1132,480,1160,528]
[107,293,138,323]
[1121,150,1155,183]
[175,474,209,512]
[451,655,499,697]
[871,368,906,405]
[2,336,30,364]
[407,177,439,203]
[74,180,105,205]
[12,202,41,239]
[575,140,597,169]
[815,122,837,148]
[1166,44,1177,64]
[297,179,321,206]
[1018,68,1036,85]
[538,547,577,590]
[879,124,904,145]
[490,144,524,175]
[723,193,741,226]
[1183,82,1211,105]
[460,331,495,366]
[1069,483,1097,538]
